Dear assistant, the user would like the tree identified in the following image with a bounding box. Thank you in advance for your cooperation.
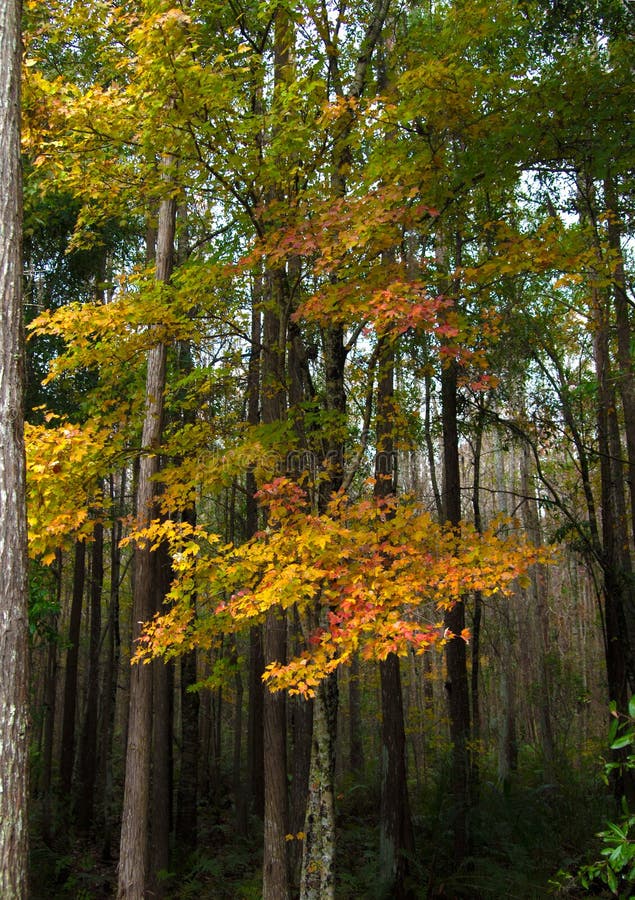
[117,186,176,900]
[0,0,30,894]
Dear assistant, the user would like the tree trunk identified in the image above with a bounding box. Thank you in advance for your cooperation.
[470,404,485,799]
[593,281,635,803]
[0,1,30,888]
[176,647,199,848]
[261,287,290,899]
[60,539,86,797]
[374,336,415,898]
[604,174,635,543]
[299,678,337,900]
[40,553,61,843]
[263,610,290,900]
[150,543,173,896]
[348,654,364,774]
[441,358,471,862]
[118,188,176,900]
[520,443,556,780]
[100,473,123,861]
[76,519,104,830]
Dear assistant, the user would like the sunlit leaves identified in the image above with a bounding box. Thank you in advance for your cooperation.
[26,416,117,563]
[133,478,552,695]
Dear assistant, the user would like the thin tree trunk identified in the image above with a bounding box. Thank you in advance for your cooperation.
[176,646,199,848]
[246,296,264,821]
[261,288,290,900]
[118,187,176,900]
[60,539,86,797]
[76,519,104,829]
[441,356,470,862]
[263,610,289,900]
[374,336,415,898]
[233,642,246,833]
[520,444,556,780]
[100,473,123,861]
[604,174,635,543]
[470,404,485,800]
[150,543,173,897]
[40,552,61,843]
[348,655,364,774]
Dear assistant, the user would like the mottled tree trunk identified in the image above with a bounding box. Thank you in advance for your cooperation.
[0,0,30,890]
[299,678,337,900]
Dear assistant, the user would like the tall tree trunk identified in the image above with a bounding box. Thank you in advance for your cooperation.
[374,336,415,899]
[118,188,176,900]
[262,610,289,900]
[299,677,337,900]
[520,443,556,780]
[593,282,635,803]
[441,357,471,861]
[100,473,123,861]
[176,645,199,848]
[348,655,364,775]
[76,519,104,830]
[246,295,264,821]
[604,174,635,543]
[60,539,86,797]
[40,552,61,843]
[0,1,30,887]
[470,404,485,800]
[261,277,290,900]
[437,223,471,861]
[150,541,173,897]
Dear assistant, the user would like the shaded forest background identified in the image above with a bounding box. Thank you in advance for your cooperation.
[20,0,635,896]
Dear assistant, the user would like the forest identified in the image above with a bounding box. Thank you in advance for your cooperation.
[0,0,633,897]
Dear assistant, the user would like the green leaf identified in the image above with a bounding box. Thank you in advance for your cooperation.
[611,732,635,750]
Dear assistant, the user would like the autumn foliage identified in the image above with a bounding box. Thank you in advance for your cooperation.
[132,476,551,696]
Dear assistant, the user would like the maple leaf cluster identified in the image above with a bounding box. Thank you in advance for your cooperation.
[132,478,552,697]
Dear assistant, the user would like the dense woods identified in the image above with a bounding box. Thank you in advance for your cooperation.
[4,0,634,896]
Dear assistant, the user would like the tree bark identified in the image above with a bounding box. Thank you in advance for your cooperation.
[246,297,264,821]
[0,1,30,890]
[299,678,337,900]
[374,336,415,898]
[100,472,123,861]
[441,357,471,862]
[604,174,635,543]
[150,542,173,896]
[261,285,290,900]
[60,539,86,797]
[76,519,104,830]
[117,188,176,900]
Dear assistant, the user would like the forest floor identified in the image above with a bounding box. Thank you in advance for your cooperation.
[29,756,615,899]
